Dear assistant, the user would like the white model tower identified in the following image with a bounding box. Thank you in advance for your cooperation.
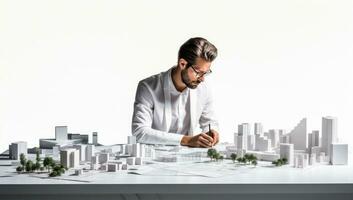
[288,118,308,151]
[55,126,68,142]
[321,116,338,159]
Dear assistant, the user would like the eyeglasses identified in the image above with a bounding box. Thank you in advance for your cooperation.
[190,65,212,78]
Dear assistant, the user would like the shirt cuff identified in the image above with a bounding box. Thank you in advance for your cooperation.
[167,133,184,146]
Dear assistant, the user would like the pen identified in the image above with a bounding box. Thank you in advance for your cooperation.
[208,124,212,147]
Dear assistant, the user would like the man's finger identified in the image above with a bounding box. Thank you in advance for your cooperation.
[197,140,209,148]
[201,133,214,143]
[213,132,219,145]
[199,136,212,146]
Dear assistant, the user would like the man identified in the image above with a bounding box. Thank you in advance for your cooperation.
[131,37,219,148]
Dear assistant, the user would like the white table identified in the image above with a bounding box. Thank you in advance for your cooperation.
[1,159,353,200]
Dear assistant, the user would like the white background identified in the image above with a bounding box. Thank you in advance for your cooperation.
[1,0,352,152]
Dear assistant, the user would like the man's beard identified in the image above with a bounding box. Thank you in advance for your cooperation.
[181,68,201,89]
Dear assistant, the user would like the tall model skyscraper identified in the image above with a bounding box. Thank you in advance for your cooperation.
[254,123,263,136]
[237,123,250,151]
[321,116,338,158]
[55,126,68,142]
[9,141,27,160]
[92,132,98,145]
[288,118,307,151]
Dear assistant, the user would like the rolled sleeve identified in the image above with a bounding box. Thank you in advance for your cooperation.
[131,81,183,145]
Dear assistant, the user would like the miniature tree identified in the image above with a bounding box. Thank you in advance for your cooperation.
[49,171,58,177]
[213,152,221,161]
[272,158,288,167]
[15,152,66,177]
[16,153,27,173]
[207,148,217,161]
[43,157,54,172]
[49,164,66,177]
[34,149,41,172]
[282,158,288,165]
[230,153,237,163]
[244,154,251,164]
[25,160,33,172]
[16,166,24,173]
[236,157,242,163]
[248,154,258,166]
[237,157,246,164]
[251,160,258,166]
[20,153,26,168]
[235,154,257,166]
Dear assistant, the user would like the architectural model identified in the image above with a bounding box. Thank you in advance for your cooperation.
[0,116,349,180]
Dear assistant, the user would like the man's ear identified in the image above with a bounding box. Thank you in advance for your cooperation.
[178,58,188,70]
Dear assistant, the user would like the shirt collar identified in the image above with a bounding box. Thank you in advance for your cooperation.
[169,66,188,95]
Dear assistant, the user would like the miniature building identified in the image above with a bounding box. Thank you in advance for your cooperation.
[255,135,271,152]
[39,126,85,149]
[135,157,143,165]
[155,155,177,162]
[139,144,146,158]
[308,130,320,150]
[107,163,118,172]
[68,133,89,144]
[98,153,109,164]
[278,129,286,137]
[85,144,95,161]
[319,152,327,163]
[132,143,140,157]
[238,123,250,137]
[237,135,246,151]
[100,164,108,171]
[55,126,68,142]
[74,169,83,175]
[294,153,309,168]
[128,136,136,144]
[279,143,294,166]
[247,135,256,151]
[246,150,279,162]
[268,129,280,148]
[91,155,99,164]
[52,145,60,158]
[60,148,79,168]
[280,135,290,144]
[309,154,317,165]
[311,146,322,162]
[322,117,338,160]
[9,141,27,160]
[254,123,263,136]
[126,157,135,165]
[288,118,308,151]
[330,143,348,165]
[125,144,133,155]
[73,144,87,162]
[92,132,98,145]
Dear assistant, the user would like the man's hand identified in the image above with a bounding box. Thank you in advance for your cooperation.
[181,130,219,148]
[208,129,219,146]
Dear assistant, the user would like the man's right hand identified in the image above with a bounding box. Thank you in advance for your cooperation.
[180,133,214,148]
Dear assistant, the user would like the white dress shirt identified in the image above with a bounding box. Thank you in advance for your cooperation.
[169,73,191,135]
[131,66,219,145]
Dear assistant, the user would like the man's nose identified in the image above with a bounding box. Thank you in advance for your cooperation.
[198,76,205,82]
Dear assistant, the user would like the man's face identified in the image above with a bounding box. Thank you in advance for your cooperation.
[181,57,212,89]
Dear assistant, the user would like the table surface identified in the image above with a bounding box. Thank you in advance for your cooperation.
[1,158,353,184]
[1,157,353,197]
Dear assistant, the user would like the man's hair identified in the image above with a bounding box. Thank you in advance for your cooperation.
[178,37,218,67]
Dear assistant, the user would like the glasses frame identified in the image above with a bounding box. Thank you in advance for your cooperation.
[190,65,212,78]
